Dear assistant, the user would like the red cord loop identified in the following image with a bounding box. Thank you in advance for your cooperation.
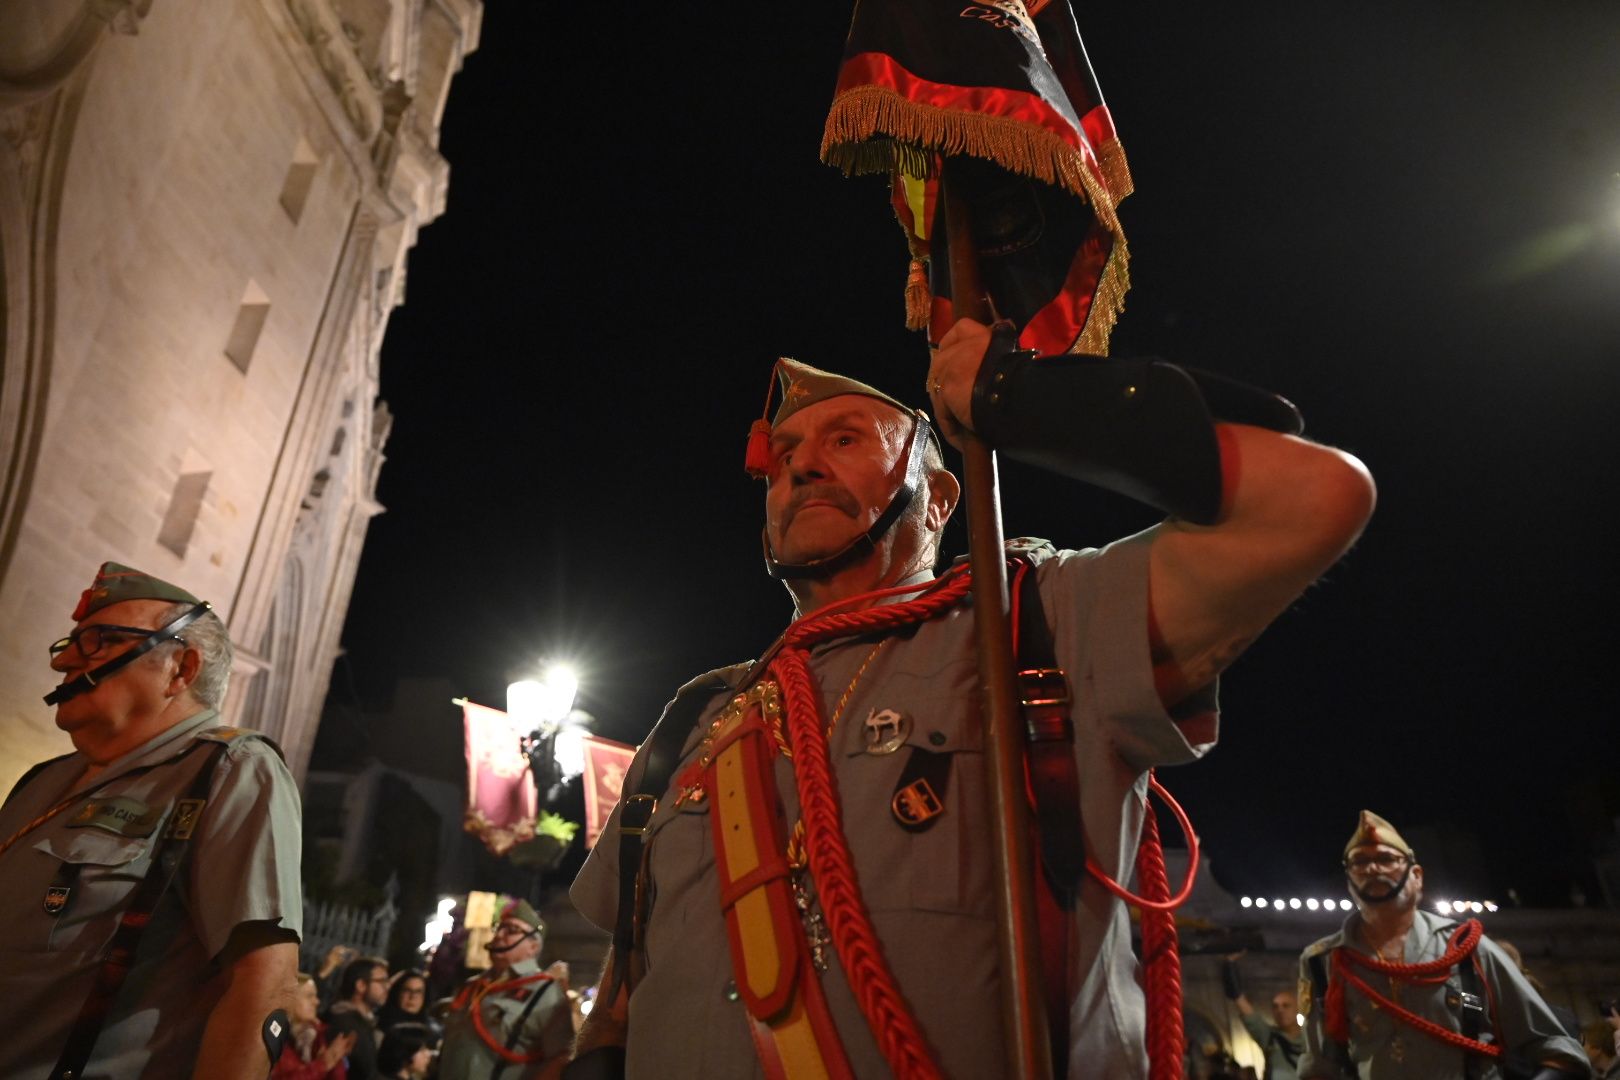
[1324,918,1501,1059]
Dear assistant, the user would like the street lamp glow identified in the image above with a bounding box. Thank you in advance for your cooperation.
[1240,896,1253,908]
[1339,899,1353,911]
[1288,898,1302,910]
[507,664,581,730]
[1255,898,1268,909]
[420,896,457,952]
[1436,900,1453,915]
[1306,898,1319,910]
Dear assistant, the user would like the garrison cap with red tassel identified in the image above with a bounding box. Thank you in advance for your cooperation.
[744,358,929,477]
[1343,810,1417,861]
[498,898,545,932]
[71,561,203,622]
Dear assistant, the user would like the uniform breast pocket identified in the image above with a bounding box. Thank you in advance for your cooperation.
[32,830,156,949]
[839,683,991,919]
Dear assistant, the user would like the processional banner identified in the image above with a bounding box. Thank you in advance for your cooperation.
[462,701,537,856]
[581,734,637,849]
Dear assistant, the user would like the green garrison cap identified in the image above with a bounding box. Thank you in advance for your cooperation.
[71,562,203,622]
[771,358,914,428]
[745,358,925,477]
[500,897,544,932]
[1343,809,1416,861]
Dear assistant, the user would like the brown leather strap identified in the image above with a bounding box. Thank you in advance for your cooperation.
[1011,556,1083,1075]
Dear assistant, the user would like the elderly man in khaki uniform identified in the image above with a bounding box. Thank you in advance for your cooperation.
[439,899,573,1080]
[568,316,1379,1078]
[0,562,303,1080]
[1297,811,1588,1079]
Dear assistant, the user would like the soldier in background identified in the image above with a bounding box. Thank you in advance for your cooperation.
[0,562,303,1080]
[1225,952,1306,1079]
[1298,811,1588,1079]
[439,899,572,1080]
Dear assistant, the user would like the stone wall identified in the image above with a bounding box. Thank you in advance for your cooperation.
[0,0,482,789]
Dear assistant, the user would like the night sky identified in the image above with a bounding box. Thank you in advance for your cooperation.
[325,4,1620,908]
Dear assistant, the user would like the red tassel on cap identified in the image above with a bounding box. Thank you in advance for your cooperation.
[744,360,784,477]
[744,419,773,477]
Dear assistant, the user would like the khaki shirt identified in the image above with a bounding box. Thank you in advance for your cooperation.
[1297,909,1590,1079]
[439,958,574,1080]
[0,708,303,1079]
[572,533,1217,1079]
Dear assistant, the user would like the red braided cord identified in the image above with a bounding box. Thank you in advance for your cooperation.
[765,575,974,1080]
[1134,798,1185,1080]
[1324,919,1501,1058]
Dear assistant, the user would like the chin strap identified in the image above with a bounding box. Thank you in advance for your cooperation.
[762,411,932,580]
[44,603,211,707]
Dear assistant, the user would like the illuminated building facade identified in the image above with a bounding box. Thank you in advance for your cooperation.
[0,0,482,789]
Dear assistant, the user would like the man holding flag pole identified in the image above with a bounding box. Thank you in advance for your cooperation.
[565,3,1376,1078]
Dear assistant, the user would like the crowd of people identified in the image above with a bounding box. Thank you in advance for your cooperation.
[275,897,574,1080]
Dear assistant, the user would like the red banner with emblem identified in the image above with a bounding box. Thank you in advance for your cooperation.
[462,701,537,856]
[822,0,1132,357]
[581,734,636,849]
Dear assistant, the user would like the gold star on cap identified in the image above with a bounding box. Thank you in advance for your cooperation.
[743,357,929,477]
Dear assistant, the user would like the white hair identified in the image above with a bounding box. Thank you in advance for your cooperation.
[156,601,233,709]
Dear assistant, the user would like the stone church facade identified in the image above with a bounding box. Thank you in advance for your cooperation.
[0,0,481,790]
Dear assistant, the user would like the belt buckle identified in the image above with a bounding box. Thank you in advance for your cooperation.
[619,794,657,836]
[1017,667,1070,708]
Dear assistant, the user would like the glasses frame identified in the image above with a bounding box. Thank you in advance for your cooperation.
[49,623,187,661]
[1342,851,1411,874]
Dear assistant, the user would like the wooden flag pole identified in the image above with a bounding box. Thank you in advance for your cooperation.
[942,174,1054,1080]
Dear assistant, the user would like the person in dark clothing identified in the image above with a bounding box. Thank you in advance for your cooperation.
[324,955,388,1080]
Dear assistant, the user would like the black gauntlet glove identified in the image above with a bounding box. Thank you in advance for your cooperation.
[971,322,1303,525]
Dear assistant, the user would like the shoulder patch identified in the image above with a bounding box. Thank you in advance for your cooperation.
[198,726,287,762]
[1298,973,1313,1016]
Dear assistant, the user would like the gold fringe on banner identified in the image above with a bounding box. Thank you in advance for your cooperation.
[1094,136,1134,202]
[822,84,1125,234]
[1075,238,1130,356]
[904,257,932,330]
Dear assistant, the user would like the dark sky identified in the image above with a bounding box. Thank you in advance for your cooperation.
[328,4,1620,907]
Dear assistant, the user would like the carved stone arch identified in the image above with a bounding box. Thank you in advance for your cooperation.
[0,1,153,107]
[0,61,99,596]
[254,553,308,747]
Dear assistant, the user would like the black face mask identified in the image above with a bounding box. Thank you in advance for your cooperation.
[487,928,539,956]
[1349,862,1413,906]
[44,603,211,706]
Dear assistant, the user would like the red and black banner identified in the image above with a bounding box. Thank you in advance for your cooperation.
[823,0,1131,356]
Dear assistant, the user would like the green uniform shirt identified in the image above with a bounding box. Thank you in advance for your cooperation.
[438,958,573,1080]
[0,708,303,1079]
[1242,1009,1305,1080]
[1297,909,1590,1079]
[572,534,1218,1079]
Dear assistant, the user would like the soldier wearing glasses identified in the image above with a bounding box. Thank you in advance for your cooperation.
[438,898,573,1080]
[0,562,303,1080]
[1297,811,1586,1079]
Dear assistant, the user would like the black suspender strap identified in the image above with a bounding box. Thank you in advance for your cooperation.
[1455,950,1490,1080]
[1307,953,1354,1073]
[50,739,231,1080]
[607,677,727,1001]
[491,979,556,1080]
